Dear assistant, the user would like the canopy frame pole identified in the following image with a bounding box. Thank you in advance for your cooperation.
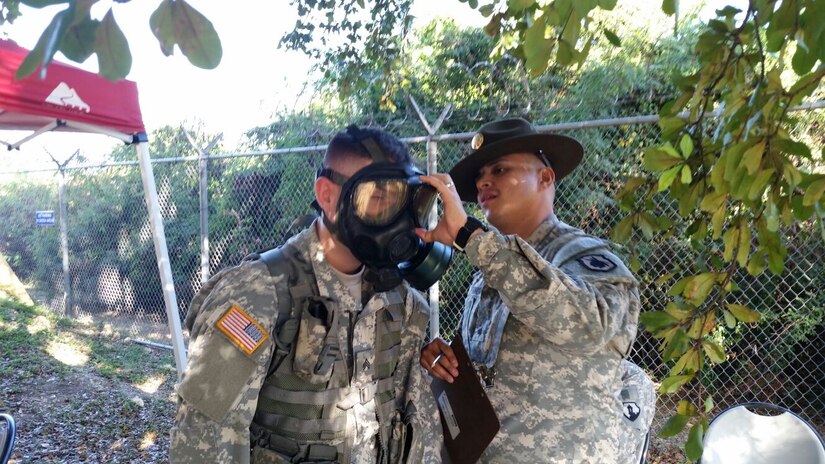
[135,140,187,379]
[8,120,61,149]
[63,120,133,143]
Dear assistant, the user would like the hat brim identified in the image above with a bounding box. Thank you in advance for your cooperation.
[449,133,583,202]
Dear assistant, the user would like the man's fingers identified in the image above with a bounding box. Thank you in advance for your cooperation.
[430,363,455,383]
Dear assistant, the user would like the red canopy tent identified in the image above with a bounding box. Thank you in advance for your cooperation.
[0,39,187,376]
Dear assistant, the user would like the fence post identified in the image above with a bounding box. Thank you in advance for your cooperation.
[47,149,78,315]
[57,165,71,314]
[408,95,453,338]
[182,130,222,284]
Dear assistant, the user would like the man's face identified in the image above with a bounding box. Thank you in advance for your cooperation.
[321,156,373,223]
[352,179,407,225]
[474,152,553,230]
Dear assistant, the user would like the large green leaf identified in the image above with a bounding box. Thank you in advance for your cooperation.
[747,168,775,201]
[16,7,71,79]
[658,413,689,437]
[150,0,176,56]
[172,0,222,69]
[685,423,704,461]
[556,38,574,66]
[702,340,726,364]
[149,0,222,69]
[523,14,552,76]
[726,304,761,323]
[803,178,825,206]
[644,147,683,173]
[659,374,692,394]
[662,328,689,361]
[20,0,67,7]
[611,215,634,242]
[700,191,727,212]
[60,15,98,63]
[95,9,131,80]
[658,166,681,192]
[640,310,678,331]
[683,272,718,306]
[508,0,535,13]
[679,134,694,158]
[740,141,765,175]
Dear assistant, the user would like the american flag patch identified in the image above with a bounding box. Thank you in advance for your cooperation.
[216,305,268,355]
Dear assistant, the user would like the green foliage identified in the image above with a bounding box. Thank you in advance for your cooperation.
[0,0,21,25]
[0,175,60,287]
[280,0,414,102]
[606,2,825,459]
[10,0,220,81]
[149,0,222,68]
[0,295,174,389]
[0,296,72,378]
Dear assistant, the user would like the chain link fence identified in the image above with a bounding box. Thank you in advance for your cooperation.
[1,111,822,446]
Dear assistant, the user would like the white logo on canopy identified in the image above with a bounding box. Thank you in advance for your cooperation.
[45,82,90,113]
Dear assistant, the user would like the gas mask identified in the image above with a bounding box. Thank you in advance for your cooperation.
[318,129,454,292]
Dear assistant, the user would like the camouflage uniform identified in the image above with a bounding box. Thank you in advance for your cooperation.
[170,222,441,463]
[617,361,656,464]
[459,214,640,463]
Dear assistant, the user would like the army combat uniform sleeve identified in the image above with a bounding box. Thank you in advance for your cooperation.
[464,228,639,353]
[169,261,278,464]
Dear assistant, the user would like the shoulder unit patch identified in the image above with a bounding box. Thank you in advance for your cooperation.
[216,304,268,355]
[577,254,617,272]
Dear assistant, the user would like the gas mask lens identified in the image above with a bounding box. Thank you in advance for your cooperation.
[352,179,409,226]
[411,184,437,225]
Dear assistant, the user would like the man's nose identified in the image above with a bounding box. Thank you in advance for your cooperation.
[476,173,491,189]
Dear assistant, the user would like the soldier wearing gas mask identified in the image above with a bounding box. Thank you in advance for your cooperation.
[171,125,447,464]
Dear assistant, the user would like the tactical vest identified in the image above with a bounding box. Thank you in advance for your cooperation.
[249,243,410,464]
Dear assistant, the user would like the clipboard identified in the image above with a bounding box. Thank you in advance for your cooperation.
[429,337,500,464]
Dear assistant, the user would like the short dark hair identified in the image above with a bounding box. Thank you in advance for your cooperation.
[324,126,413,166]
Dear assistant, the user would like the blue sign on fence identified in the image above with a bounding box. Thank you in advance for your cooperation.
[35,210,55,226]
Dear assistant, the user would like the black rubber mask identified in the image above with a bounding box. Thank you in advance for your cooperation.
[318,129,453,291]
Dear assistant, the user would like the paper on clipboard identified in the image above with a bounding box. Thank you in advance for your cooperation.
[429,337,500,464]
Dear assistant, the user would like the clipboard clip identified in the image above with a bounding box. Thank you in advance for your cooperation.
[477,364,496,389]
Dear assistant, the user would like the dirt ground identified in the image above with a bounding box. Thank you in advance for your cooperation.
[1,345,176,463]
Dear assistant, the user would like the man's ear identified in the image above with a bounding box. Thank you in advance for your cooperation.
[315,177,337,219]
[539,166,556,188]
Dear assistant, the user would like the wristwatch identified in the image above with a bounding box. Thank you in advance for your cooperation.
[452,216,488,252]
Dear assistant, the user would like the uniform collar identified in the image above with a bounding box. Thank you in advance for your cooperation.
[525,213,562,245]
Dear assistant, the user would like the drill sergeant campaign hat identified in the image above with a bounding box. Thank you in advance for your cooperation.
[449,118,584,202]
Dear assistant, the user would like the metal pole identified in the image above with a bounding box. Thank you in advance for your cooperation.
[198,145,209,284]
[183,130,222,285]
[427,135,440,339]
[408,96,454,340]
[135,141,187,379]
[58,166,71,315]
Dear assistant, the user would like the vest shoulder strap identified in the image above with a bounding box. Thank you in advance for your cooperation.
[257,244,320,375]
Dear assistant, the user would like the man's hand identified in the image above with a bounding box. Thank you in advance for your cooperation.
[416,174,467,247]
[420,338,459,383]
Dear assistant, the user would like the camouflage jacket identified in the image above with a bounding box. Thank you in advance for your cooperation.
[618,361,656,464]
[459,214,641,463]
[169,223,439,464]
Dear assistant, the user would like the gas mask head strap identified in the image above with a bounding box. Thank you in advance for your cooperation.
[346,124,390,164]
